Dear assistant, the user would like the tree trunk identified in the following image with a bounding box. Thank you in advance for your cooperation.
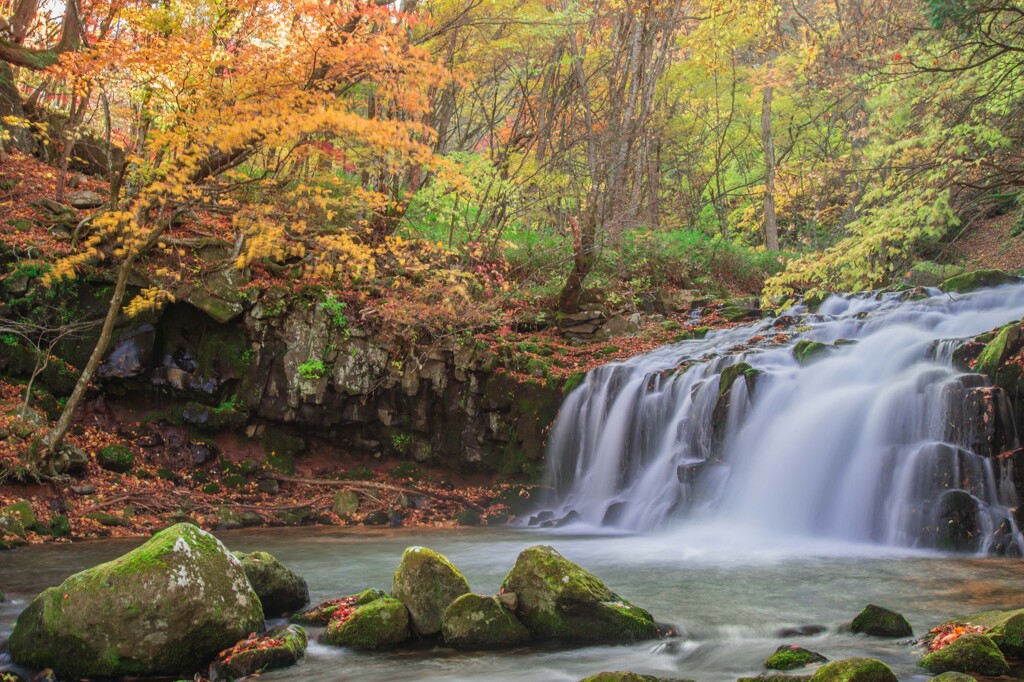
[761,84,779,251]
[44,254,134,459]
[559,213,596,313]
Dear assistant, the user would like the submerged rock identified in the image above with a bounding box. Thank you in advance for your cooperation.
[441,594,531,649]
[918,632,1009,676]
[808,658,898,682]
[848,604,912,637]
[764,645,828,670]
[322,596,410,649]
[291,588,388,626]
[8,523,263,677]
[793,340,830,365]
[578,674,692,682]
[234,550,309,618]
[500,545,660,643]
[391,546,470,637]
[210,624,307,678]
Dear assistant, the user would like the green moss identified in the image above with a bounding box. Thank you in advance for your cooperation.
[212,624,307,678]
[48,514,71,537]
[291,589,389,626]
[939,269,1016,294]
[849,604,912,637]
[86,511,130,527]
[441,594,530,649]
[765,645,827,670]
[261,427,304,474]
[562,370,587,395]
[974,323,1020,376]
[719,363,755,397]
[918,633,1009,675]
[322,597,410,649]
[937,609,1024,657]
[808,658,897,682]
[793,340,831,365]
[391,546,471,637]
[97,445,135,473]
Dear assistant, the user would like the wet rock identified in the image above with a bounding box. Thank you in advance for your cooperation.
[8,524,263,677]
[809,658,897,682]
[928,673,976,682]
[190,442,216,465]
[776,625,827,638]
[935,609,1024,657]
[363,511,390,526]
[540,510,580,528]
[441,594,531,649]
[500,545,659,643]
[988,519,1021,556]
[455,509,481,526]
[918,632,1009,676]
[291,588,389,626]
[765,645,828,670]
[939,269,1016,294]
[1,500,35,539]
[210,624,307,678]
[216,507,244,530]
[240,511,264,527]
[64,445,89,474]
[849,604,913,637]
[934,490,981,552]
[332,490,360,517]
[528,510,555,526]
[322,596,410,649]
[391,546,471,637]
[68,190,104,209]
[793,340,830,365]
[578,673,692,682]
[234,548,309,614]
[97,325,156,379]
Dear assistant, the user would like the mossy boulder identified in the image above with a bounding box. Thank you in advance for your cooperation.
[939,269,1016,294]
[441,593,531,649]
[234,550,309,618]
[918,632,1009,675]
[765,645,828,670]
[217,507,244,531]
[928,672,977,682]
[0,499,35,539]
[332,490,360,517]
[500,545,660,643]
[939,609,1024,656]
[793,340,830,365]
[974,323,1021,377]
[808,658,898,682]
[97,444,135,473]
[848,604,912,637]
[322,596,410,649]
[210,624,307,678]
[8,523,263,677]
[291,588,388,626]
[906,262,964,288]
[578,674,692,682]
[391,546,471,637]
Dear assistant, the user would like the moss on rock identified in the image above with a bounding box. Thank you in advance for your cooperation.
[918,632,1009,676]
[939,269,1016,294]
[808,658,898,682]
[974,323,1021,377]
[8,523,263,678]
[291,588,388,626]
[97,444,135,473]
[793,340,830,365]
[928,672,977,682]
[391,546,470,637]
[500,545,660,643]
[211,624,307,678]
[765,645,828,670]
[322,597,410,649]
[578,673,693,682]
[441,593,530,649]
[234,550,309,618]
[848,604,912,637]
[943,609,1024,657]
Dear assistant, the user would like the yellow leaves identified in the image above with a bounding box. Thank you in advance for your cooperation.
[123,288,175,318]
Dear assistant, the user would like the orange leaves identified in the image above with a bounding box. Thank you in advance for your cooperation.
[927,623,986,652]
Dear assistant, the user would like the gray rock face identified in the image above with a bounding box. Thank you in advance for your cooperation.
[68,190,104,209]
[391,546,470,636]
[8,524,263,677]
[234,550,309,617]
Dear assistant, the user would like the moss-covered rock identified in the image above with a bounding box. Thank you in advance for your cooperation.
[332,490,360,517]
[441,593,531,649]
[808,658,898,682]
[500,545,660,643]
[765,645,828,670]
[938,609,1024,657]
[974,323,1021,377]
[234,550,309,618]
[391,546,470,637]
[918,632,1010,675]
[8,523,263,677]
[210,624,307,678]
[793,340,830,365]
[291,588,388,626]
[0,499,34,539]
[97,444,135,473]
[848,604,912,637]
[217,507,244,531]
[939,269,1017,294]
[928,672,977,682]
[322,596,410,649]
[578,673,692,682]
[906,262,964,288]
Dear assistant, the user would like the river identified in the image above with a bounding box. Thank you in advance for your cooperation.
[3,526,1024,680]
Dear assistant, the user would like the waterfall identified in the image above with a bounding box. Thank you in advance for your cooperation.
[538,283,1024,552]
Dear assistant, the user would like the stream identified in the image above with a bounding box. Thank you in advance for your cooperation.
[3,526,1024,680]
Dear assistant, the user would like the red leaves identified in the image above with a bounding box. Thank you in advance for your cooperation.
[927,623,986,652]
[215,632,285,665]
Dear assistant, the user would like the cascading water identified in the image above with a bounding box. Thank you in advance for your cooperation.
[539,282,1024,553]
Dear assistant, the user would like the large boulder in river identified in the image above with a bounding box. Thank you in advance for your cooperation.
[809,658,897,682]
[848,604,912,637]
[918,632,1010,676]
[291,588,389,626]
[391,546,470,636]
[441,593,531,649]
[500,545,660,643]
[765,645,828,670]
[234,550,309,617]
[322,596,410,649]
[939,608,1024,657]
[8,523,263,677]
[210,624,307,678]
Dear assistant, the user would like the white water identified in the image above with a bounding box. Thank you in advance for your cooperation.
[541,283,1024,552]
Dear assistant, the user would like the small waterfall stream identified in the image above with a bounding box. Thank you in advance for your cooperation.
[539,283,1024,552]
